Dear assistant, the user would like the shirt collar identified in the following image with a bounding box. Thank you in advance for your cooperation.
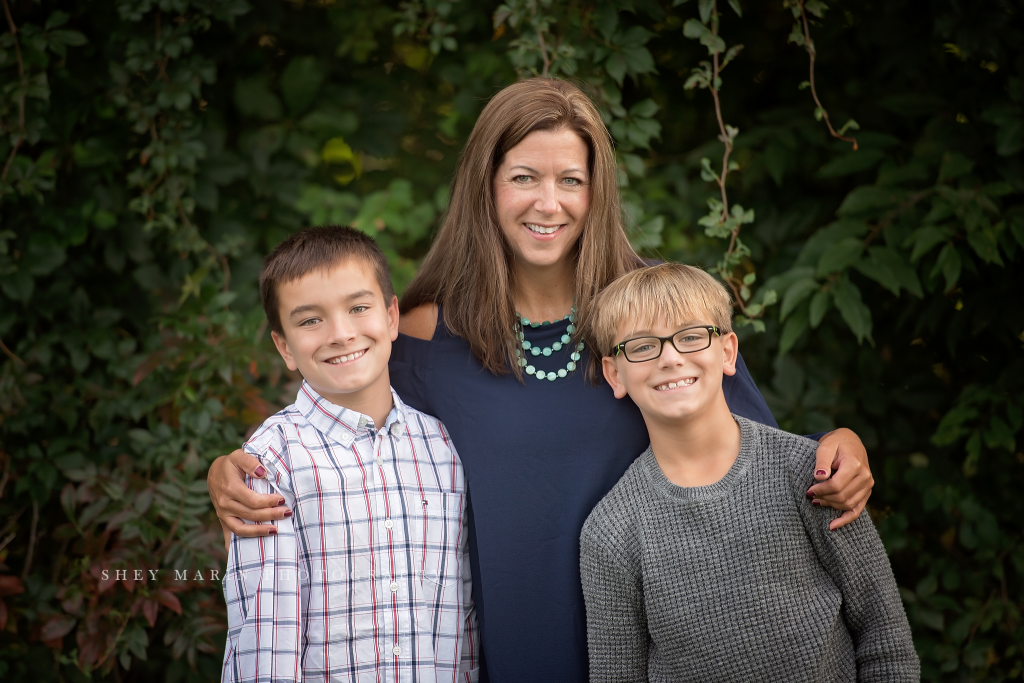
[295,381,409,446]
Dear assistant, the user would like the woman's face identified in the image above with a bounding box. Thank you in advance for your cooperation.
[493,128,590,272]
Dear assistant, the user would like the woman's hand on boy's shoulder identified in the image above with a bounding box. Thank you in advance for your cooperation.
[807,429,874,531]
[208,450,291,537]
[398,303,438,341]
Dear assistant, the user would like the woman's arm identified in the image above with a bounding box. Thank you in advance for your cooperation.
[208,450,290,542]
[726,354,874,531]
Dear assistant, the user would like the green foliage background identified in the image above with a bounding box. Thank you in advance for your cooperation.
[0,0,1022,680]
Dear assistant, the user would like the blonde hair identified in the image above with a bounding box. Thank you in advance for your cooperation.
[401,78,643,377]
[588,263,734,357]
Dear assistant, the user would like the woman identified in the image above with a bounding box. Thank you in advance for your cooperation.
[208,79,874,682]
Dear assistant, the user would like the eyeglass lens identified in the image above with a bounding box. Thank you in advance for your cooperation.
[622,328,711,361]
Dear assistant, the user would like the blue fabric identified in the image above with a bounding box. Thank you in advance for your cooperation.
[389,312,777,683]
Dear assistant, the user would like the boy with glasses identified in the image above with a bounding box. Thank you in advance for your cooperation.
[580,263,918,682]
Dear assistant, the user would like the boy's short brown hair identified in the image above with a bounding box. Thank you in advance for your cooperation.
[259,226,395,336]
[589,263,733,357]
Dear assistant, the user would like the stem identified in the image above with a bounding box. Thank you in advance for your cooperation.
[0,337,26,365]
[1,0,25,185]
[20,498,38,580]
[93,613,132,671]
[798,0,858,150]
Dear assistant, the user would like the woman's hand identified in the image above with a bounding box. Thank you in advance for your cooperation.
[208,450,291,544]
[808,428,874,531]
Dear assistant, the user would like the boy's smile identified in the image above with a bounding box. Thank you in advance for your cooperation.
[270,258,398,421]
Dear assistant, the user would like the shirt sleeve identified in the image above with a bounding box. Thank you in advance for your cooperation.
[789,441,920,682]
[723,352,778,428]
[222,428,304,683]
[579,516,649,683]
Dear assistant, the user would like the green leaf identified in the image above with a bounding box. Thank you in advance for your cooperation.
[809,290,831,329]
[818,149,885,178]
[832,276,873,344]
[780,277,818,320]
[630,98,659,119]
[836,186,906,215]
[281,56,325,115]
[906,226,952,262]
[727,0,742,17]
[965,225,1004,265]
[778,300,809,357]
[605,53,627,85]
[877,93,947,117]
[938,152,975,183]
[930,243,962,292]
[867,246,922,297]
[46,11,70,29]
[698,0,714,23]
[816,237,864,277]
[234,76,283,120]
[854,256,900,296]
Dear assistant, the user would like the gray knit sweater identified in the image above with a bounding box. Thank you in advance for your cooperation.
[580,417,919,682]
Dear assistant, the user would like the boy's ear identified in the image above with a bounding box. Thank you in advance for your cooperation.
[721,331,739,376]
[602,355,629,400]
[271,330,299,372]
[387,295,400,341]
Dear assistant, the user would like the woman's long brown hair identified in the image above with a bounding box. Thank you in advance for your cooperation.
[400,78,643,378]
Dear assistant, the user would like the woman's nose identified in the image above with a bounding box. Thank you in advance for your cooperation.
[534,180,560,214]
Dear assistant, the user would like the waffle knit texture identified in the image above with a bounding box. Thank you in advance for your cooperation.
[580,416,919,683]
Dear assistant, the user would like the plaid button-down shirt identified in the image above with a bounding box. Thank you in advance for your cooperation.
[222,382,479,683]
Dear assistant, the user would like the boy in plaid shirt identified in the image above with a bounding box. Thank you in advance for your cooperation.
[221,227,478,683]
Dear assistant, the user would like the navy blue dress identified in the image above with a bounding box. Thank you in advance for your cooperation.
[389,311,777,683]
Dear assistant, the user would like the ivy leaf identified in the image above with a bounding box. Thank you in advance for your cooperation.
[605,53,627,85]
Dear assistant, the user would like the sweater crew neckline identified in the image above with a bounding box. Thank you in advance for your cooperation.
[640,415,755,502]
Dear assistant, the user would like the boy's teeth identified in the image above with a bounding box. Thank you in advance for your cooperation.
[327,350,364,364]
[656,378,695,391]
[526,223,559,234]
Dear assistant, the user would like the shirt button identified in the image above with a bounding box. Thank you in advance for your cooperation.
[358,417,368,428]
[390,581,399,592]
[384,519,393,529]
[375,457,383,467]
[390,422,402,436]
[392,645,402,656]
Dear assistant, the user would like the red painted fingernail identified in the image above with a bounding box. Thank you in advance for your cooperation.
[812,500,821,507]
[806,490,815,499]
[278,498,286,506]
[268,527,277,534]
[283,510,292,518]
[815,469,827,477]
[254,466,266,477]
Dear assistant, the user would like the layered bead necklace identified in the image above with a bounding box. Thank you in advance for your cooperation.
[514,306,585,382]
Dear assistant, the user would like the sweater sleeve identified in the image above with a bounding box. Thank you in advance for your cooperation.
[789,441,920,682]
[579,515,649,683]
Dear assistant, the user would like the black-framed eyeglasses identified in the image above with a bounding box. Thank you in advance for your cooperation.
[611,325,721,362]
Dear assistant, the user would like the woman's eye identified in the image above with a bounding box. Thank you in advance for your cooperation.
[563,177,583,186]
[513,174,532,183]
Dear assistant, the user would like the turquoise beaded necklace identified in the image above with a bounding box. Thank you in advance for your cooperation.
[515,306,584,382]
